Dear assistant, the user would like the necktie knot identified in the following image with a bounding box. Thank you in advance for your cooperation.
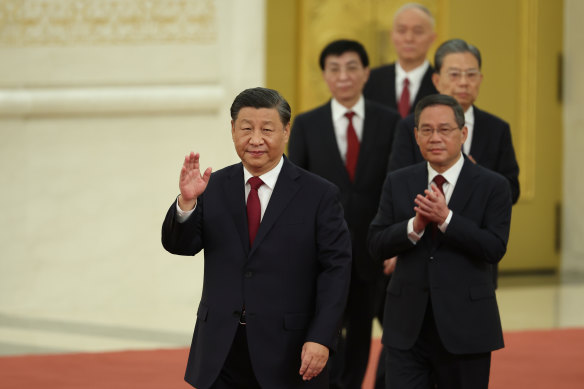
[433,175,447,195]
[403,78,410,88]
[248,176,264,191]
[345,111,356,121]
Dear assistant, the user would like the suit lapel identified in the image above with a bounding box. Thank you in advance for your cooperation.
[224,163,250,252]
[250,157,301,255]
[355,102,379,182]
[319,103,350,181]
[448,158,476,215]
[387,64,398,108]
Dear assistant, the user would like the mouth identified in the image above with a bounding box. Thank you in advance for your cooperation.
[247,150,265,157]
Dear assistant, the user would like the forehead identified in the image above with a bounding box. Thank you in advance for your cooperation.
[235,107,282,125]
[441,52,480,69]
[394,8,433,28]
[324,51,363,67]
[418,105,457,125]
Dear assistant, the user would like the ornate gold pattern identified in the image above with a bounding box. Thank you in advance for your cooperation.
[0,0,216,46]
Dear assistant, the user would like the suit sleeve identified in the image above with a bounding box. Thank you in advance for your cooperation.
[445,175,512,264]
[367,174,417,260]
[288,117,308,169]
[161,197,204,256]
[305,183,352,350]
[388,117,418,171]
[496,123,520,204]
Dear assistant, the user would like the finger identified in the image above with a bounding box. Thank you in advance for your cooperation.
[299,353,312,375]
[202,167,212,183]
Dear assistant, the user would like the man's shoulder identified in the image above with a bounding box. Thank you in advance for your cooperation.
[293,102,330,124]
[369,63,396,79]
[474,106,509,129]
[365,99,400,119]
[285,158,338,190]
[389,160,426,179]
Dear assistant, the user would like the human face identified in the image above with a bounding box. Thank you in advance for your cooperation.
[231,107,290,176]
[432,52,483,111]
[322,51,370,108]
[415,105,467,173]
[391,8,436,69]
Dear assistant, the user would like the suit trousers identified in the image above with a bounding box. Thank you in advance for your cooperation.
[385,301,491,389]
[210,324,262,389]
[330,274,375,389]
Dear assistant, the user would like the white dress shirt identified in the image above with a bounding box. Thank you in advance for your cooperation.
[463,106,475,155]
[331,96,365,162]
[176,156,284,222]
[407,153,465,243]
[395,60,431,105]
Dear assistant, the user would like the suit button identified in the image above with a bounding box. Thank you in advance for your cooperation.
[429,256,434,260]
[244,271,253,278]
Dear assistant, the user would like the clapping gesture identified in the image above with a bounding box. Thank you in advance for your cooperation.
[178,152,212,211]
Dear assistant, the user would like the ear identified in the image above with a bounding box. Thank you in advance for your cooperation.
[283,122,291,142]
[432,72,440,90]
[231,119,236,140]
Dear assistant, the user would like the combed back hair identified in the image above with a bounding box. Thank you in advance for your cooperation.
[393,3,435,28]
[434,38,482,72]
[318,39,369,70]
[414,94,465,129]
[230,87,291,126]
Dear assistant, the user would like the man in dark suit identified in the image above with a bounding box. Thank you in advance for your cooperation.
[288,39,401,389]
[162,87,352,389]
[389,39,520,204]
[363,3,437,118]
[368,94,512,389]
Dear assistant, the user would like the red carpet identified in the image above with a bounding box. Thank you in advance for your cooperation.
[1,329,583,388]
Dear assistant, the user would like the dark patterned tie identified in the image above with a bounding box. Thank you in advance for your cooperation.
[431,175,447,239]
[247,176,264,245]
[345,111,359,181]
[398,78,410,118]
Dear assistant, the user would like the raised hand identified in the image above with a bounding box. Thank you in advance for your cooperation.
[178,152,212,211]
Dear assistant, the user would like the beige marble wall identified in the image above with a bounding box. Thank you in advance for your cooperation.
[562,0,584,275]
[0,0,266,335]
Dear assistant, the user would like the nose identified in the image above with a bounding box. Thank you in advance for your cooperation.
[249,129,263,145]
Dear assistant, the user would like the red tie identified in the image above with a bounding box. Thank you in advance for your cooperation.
[431,175,447,238]
[345,111,360,181]
[398,78,410,118]
[247,176,264,245]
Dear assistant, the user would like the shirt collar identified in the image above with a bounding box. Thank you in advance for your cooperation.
[464,105,474,127]
[427,152,465,186]
[395,60,430,83]
[331,95,365,121]
[243,156,284,190]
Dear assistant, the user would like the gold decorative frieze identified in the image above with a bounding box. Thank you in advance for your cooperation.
[0,0,216,46]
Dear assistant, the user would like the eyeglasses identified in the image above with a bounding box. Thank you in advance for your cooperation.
[445,68,481,82]
[417,127,460,137]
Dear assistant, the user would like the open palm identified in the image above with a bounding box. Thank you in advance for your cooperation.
[179,152,212,205]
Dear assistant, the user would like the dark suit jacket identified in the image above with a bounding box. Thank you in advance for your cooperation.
[363,63,438,115]
[162,157,352,389]
[368,157,512,354]
[288,100,400,282]
[389,106,520,204]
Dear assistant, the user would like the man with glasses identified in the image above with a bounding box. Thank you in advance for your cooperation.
[368,94,512,389]
[389,39,520,205]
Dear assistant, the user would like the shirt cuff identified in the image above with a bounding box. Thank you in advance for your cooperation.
[176,197,196,223]
[407,217,424,244]
[438,210,453,233]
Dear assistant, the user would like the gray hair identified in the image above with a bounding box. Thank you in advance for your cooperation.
[434,39,482,72]
[414,94,465,129]
[230,87,291,127]
[393,3,435,28]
